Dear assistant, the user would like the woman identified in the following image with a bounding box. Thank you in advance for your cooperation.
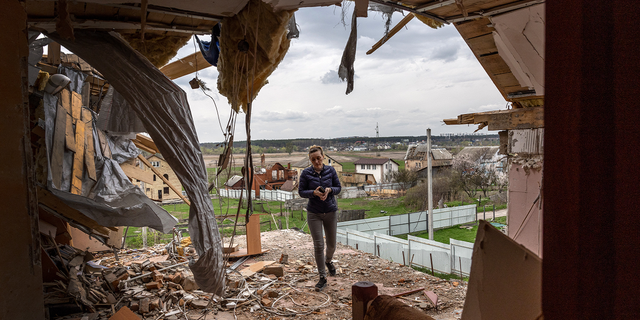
[298,145,342,291]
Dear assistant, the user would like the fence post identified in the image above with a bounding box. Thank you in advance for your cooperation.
[388,217,392,236]
[483,205,486,221]
[493,204,496,221]
[407,213,411,235]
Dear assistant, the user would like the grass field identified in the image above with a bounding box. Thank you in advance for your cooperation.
[394,216,507,244]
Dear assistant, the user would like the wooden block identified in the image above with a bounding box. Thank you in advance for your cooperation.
[223,244,239,253]
[263,264,284,277]
[82,109,97,181]
[70,120,85,195]
[152,270,163,282]
[171,272,182,284]
[108,306,141,320]
[51,100,67,189]
[71,91,82,119]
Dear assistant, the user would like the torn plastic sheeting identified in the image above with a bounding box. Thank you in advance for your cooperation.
[108,135,141,164]
[42,88,177,233]
[96,86,146,135]
[338,9,357,95]
[46,30,224,295]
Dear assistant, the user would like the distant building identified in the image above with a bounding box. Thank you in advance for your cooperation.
[224,163,297,197]
[121,154,184,201]
[354,158,399,183]
[456,146,504,172]
[404,144,453,173]
[339,172,376,187]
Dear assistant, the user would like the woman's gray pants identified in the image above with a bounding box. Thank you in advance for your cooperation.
[307,211,337,278]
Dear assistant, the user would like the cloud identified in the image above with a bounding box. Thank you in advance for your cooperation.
[321,70,342,84]
[431,43,461,62]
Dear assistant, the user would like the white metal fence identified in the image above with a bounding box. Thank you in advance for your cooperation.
[259,189,296,201]
[335,204,477,276]
[219,189,256,199]
[337,204,476,236]
[336,229,474,276]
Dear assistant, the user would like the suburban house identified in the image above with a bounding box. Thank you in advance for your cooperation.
[224,163,297,197]
[354,158,399,184]
[339,172,376,187]
[455,146,505,172]
[290,154,343,181]
[121,154,184,201]
[404,145,453,174]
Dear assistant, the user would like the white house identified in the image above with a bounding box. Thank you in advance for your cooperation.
[353,158,400,184]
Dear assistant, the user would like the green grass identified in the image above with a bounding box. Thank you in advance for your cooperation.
[411,265,469,281]
[394,216,506,245]
[336,196,412,218]
[341,162,355,172]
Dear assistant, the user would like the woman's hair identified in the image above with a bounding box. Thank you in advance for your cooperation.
[309,145,324,156]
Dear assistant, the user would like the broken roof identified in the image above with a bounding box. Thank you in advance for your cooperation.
[405,145,453,161]
[456,146,500,162]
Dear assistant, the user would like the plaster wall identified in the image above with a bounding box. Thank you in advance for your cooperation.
[507,162,543,256]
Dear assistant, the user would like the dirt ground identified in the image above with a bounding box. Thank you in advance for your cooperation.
[202,151,408,168]
[214,229,466,320]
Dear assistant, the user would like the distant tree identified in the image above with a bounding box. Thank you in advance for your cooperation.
[285,141,294,155]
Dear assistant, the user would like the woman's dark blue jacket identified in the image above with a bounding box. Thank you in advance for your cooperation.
[298,165,342,214]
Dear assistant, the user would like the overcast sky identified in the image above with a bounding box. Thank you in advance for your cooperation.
[170,5,506,143]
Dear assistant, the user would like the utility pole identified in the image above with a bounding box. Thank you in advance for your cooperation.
[376,122,380,157]
[427,128,433,240]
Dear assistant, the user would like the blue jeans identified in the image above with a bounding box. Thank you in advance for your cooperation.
[307,211,337,277]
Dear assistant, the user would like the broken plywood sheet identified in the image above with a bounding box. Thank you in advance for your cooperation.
[70,119,85,195]
[240,261,275,278]
[120,163,154,184]
[82,108,97,181]
[51,98,67,189]
[461,220,541,320]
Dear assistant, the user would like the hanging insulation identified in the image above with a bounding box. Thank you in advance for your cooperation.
[120,32,192,68]
[217,0,296,112]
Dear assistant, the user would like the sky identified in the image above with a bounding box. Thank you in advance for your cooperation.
[167,5,506,143]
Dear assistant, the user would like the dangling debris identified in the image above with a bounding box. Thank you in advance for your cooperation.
[217,0,296,112]
[338,10,358,95]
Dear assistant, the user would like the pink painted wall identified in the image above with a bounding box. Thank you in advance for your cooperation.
[507,163,543,257]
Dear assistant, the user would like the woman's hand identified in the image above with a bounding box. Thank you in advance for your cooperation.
[314,186,331,201]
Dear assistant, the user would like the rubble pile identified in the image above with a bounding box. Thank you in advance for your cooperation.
[45,230,467,320]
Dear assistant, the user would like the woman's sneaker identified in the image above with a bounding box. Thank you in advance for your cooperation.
[325,261,336,276]
[315,276,327,291]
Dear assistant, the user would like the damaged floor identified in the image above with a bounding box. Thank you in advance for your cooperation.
[49,229,466,320]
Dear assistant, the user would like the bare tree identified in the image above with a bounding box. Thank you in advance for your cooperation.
[390,168,418,191]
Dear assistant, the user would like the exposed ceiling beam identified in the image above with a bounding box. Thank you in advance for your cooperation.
[28,19,211,34]
[368,0,448,24]
[444,106,544,131]
[159,52,212,79]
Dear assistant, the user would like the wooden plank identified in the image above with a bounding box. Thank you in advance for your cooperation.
[71,91,82,120]
[133,134,159,154]
[48,42,61,65]
[493,72,522,88]
[465,33,498,57]
[478,53,512,75]
[71,120,86,195]
[239,261,275,278]
[96,129,112,158]
[454,17,494,40]
[51,100,67,189]
[137,154,190,205]
[159,52,212,80]
[82,109,97,181]
[120,163,154,184]
[38,187,111,236]
[64,113,76,152]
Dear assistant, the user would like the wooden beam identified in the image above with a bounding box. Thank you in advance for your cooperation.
[137,154,190,206]
[38,187,111,236]
[443,107,544,130]
[366,13,415,55]
[133,134,159,154]
[159,52,212,80]
[51,97,67,189]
